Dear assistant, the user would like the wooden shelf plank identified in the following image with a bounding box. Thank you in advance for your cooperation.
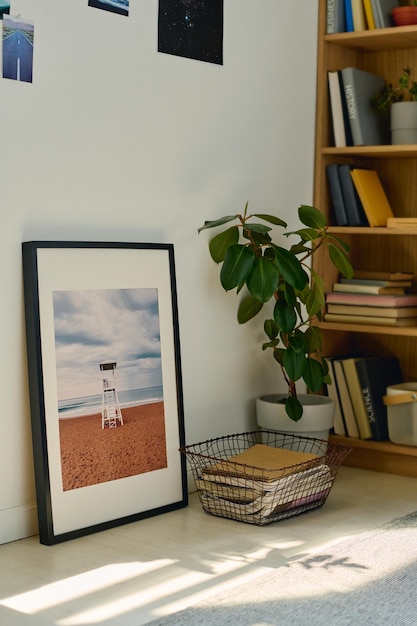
[322,145,417,158]
[325,25,417,51]
[330,434,417,477]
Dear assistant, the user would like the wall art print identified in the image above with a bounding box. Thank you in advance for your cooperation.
[22,241,187,545]
[158,0,223,65]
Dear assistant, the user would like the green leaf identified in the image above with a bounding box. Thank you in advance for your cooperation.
[304,326,322,354]
[272,245,309,290]
[252,214,287,227]
[208,227,239,263]
[305,273,325,317]
[242,223,272,234]
[328,243,354,279]
[287,329,306,353]
[247,257,279,303]
[328,234,351,253]
[285,396,303,422]
[283,347,306,381]
[220,245,255,291]
[274,300,297,333]
[298,205,327,229]
[237,295,263,324]
[264,318,279,340]
[288,228,321,242]
[198,215,238,233]
[303,358,325,393]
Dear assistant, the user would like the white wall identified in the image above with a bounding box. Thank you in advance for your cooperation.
[0,0,318,543]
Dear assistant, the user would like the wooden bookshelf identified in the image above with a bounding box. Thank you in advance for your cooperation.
[314,1,417,477]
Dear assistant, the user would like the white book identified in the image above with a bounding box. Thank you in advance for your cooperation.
[328,71,346,148]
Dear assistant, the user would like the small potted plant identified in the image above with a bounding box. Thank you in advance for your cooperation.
[392,1,417,27]
[372,66,417,144]
[198,203,353,438]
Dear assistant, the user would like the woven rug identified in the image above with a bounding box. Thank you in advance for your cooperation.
[149,510,417,625]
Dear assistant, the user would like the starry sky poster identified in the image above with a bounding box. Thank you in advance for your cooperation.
[158,0,223,65]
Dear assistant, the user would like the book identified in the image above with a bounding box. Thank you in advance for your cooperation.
[355,356,403,440]
[338,164,368,226]
[350,168,394,227]
[332,283,405,295]
[326,164,349,226]
[340,67,389,146]
[342,358,373,439]
[387,217,417,228]
[370,0,381,26]
[326,292,417,307]
[203,444,319,482]
[328,72,347,148]
[372,0,397,28]
[326,356,347,436]
[339,277,413,288]
[363,0,376,29]
[352,270,414,281]
[326,0,346,33]
[344,0,354,31]
[351,0,367,30]
[333,359,360,437]
[324,312,417,326]
[326,303,417,318]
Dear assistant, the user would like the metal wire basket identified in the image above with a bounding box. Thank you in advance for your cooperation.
[181,430,351,525]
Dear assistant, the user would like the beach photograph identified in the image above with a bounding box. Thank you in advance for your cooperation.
[53,287,167,491]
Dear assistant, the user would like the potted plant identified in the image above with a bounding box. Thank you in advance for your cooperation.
[392,1,417,27]
[372,66,417,144]
[198,203,353,439]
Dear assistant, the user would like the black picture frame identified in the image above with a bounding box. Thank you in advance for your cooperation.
[22,241,187,545]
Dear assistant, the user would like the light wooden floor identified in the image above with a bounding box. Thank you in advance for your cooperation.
[1,466,416,626]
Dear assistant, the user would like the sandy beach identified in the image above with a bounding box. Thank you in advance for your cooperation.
[59,402,167,491]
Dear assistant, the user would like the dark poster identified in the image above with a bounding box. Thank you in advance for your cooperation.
[158,0,223,65]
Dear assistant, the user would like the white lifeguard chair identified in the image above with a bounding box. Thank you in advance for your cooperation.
[100,361,123,429]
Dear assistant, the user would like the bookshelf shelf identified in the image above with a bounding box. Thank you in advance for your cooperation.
[314,2,417,476]
[328,226,417,235]
[322,145,417,158]
[325,24,417,51]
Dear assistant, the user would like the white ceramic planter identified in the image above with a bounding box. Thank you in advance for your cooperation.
[256,394,335,454]
[391,101,417,145]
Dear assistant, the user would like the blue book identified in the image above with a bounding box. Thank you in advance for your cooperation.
[326,164,349,226]
[327,0,346,33]
[338,164,368,226]
[344,0,354,31]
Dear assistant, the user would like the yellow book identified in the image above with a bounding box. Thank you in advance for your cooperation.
[341,358,373,439]
[350,169,394,227]
[362,0,376,29]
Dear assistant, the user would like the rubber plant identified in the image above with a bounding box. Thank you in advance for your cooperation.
[198,203,353,422]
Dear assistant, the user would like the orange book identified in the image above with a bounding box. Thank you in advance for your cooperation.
[350,169,394,227]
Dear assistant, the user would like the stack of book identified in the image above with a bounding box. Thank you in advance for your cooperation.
[325,271,417,327]
[327,66,389,148]
[326,0,397,35]
[326,166,394,227]
[326,354,403,441]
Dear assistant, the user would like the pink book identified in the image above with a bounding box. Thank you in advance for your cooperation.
[325,292,417,307]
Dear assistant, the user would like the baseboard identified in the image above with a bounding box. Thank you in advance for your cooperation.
[0,502,38,544]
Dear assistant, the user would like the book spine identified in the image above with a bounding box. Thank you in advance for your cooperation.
[355,359,388,440]
[337,164,367,225]
[326,0,346,33]
[326,164,349,226]
[370,0,381,27]
[344,0,354,31]
[333,360,360,438]
[342,359,373,439]
[342,70,363,146]
[363,0,376,28]
[328,72,346,147]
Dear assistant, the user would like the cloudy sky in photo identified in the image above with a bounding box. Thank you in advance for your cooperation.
[53,288,162,401]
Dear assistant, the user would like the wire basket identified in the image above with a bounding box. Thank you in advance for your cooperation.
[181,430,352,525]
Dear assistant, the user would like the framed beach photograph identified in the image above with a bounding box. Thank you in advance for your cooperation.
[22,241,187,545]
